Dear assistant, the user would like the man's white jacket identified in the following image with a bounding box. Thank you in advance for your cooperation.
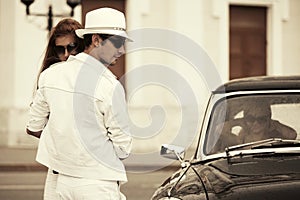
[27,53,132,182]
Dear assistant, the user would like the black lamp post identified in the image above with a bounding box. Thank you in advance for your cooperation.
[20,0,81,33]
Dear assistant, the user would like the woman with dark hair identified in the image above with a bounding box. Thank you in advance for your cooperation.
[35,18,84,89]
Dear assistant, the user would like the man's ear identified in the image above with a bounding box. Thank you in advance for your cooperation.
[92,34,102,47]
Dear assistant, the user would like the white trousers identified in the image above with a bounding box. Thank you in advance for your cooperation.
[44,169,59,200]
[43,169,126,200]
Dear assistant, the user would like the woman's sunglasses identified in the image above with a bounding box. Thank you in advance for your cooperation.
[54,43,78,55]
[108,36,126,49]
[245,115,269,124]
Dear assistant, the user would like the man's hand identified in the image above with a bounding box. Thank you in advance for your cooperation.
[26,128,42,138]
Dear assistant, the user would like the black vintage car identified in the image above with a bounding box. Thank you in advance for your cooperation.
[151,76,300,200]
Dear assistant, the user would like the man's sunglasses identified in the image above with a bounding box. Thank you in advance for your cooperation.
[54,43,78,55]
[108,36,126,49]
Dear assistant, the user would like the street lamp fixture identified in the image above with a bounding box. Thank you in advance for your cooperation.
[20,0,81,33]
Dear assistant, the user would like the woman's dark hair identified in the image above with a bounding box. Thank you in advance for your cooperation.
[41,18,84,71]
[35,18,84,91]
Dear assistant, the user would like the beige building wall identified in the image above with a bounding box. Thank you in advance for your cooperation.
[0,0,81,146]
[203,0,300,78]
[0,0,299,153]
[282,0,300,74]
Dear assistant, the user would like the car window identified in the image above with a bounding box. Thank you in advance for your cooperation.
[204,93,300,155]
[271,104,300,139]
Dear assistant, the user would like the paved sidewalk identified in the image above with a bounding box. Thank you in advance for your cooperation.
[0,147,47,172]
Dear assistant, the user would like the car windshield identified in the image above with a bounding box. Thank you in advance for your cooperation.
[204,93,300,155]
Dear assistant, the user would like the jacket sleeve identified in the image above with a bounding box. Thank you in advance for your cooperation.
[104,82,132,160]
[26,73,50,133]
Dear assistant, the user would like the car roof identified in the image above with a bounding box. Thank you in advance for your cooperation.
[213,76,300,94]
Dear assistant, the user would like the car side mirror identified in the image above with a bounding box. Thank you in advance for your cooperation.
[160,144,185,161]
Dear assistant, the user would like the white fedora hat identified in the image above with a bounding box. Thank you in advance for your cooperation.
[75,7,131,40]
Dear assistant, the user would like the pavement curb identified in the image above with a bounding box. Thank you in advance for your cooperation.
[0,164,47,172]
[0,147,182,173]
[0,164,180,172]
